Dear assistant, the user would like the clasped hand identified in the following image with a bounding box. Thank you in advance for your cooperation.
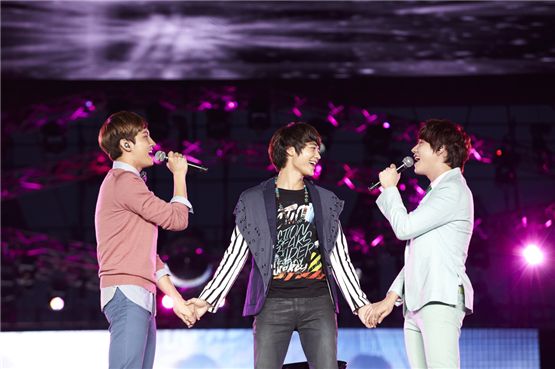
[172,297,211,328]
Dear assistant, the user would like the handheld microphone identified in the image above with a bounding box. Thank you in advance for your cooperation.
[368,156,414,191]
[154,151,208,172]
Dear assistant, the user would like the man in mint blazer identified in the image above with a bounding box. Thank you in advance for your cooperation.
[370,119,474,369]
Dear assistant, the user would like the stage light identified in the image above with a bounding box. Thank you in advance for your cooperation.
[198,101,212,111]
[496,149,503,157]
[162,295,174,310]
[292,96,305,117]
[50,297,65,311]
[85,100,96,111]
[382,122,391,129]
[370,234,384,247]
[327,115,339,127]
[545,219,552,228]
[313,164,322,180]
[522,244,545,266]
[225,101,238,111]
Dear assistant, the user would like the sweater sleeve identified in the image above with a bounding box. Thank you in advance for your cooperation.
[116,171,189,231]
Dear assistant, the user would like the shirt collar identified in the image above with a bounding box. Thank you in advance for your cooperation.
[113,161,141,178]
[429,167,459,189]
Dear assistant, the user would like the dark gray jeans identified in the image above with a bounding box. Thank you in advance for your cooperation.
[253,294,338,369]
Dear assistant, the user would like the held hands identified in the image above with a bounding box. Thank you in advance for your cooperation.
[187,298,211,321]
[378,164,401,189]
[357,304,376,328]
[166,151,188,176]
[172,298,197,328]
[367,292,398,327]
[173,297,211,328]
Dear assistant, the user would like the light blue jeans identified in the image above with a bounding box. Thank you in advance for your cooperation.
[103,288,156,369]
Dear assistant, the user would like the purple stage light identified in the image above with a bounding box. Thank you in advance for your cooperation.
[545,219,552,228]
[370,234,384,247]
[327,114,339,127]
[382,121,391,129]
[522,244,545,266]
[338,165,357,190]
[313,164,322,180]
[182,141,202,155]
[225,101,238,111]
[399,183,406,191]
[198,101,213,111]
[195,248,204,255]
[327,102,344,127]
[415,184,425,196]
[185,155,202,165]
[521,216,528,228]
[160,100,177,111]
[340,177,355,190]
[162,295,174,310]
[85,100,96,111]
[361,110,378,123]
[292,96,305,117]
[50,297,64,311]
[19,180,43,190]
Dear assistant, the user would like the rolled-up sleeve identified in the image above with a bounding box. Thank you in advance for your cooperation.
[171,195,194,214]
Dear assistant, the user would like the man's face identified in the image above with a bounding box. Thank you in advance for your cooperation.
[411,139,443,176]
[130,128,156,169]
[290,141,321,177]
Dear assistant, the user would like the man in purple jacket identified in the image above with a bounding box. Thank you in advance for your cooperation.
[189,122,374,369]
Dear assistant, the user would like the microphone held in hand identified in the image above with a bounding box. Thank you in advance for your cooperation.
[154,150,208,172]
[368,156,414,191]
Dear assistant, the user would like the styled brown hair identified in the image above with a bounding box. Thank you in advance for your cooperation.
[98,111,148,161]
[418,119,472,171]
[268,122,321,170]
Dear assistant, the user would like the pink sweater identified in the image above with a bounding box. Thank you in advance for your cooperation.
[95,168,189,294]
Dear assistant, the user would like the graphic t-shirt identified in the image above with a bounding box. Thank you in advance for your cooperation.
[267,188,329,298]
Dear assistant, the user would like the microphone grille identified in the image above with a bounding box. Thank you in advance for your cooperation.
[154,150,166,162]
[402,156,414,168]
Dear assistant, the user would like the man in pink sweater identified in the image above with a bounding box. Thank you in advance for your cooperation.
[95,111,195,369]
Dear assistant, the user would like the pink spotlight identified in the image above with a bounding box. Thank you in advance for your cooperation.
[522,244,545,266]
[50,297,65,311]
[313,164,323,180]
[225,101,238,111]
[382,122,391,129]
[327,115,339,127]
[161,295,174,310]
[195,247,204,255]
[370,234,384,247]
[545,219,552,228]
[85,100,96,111]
